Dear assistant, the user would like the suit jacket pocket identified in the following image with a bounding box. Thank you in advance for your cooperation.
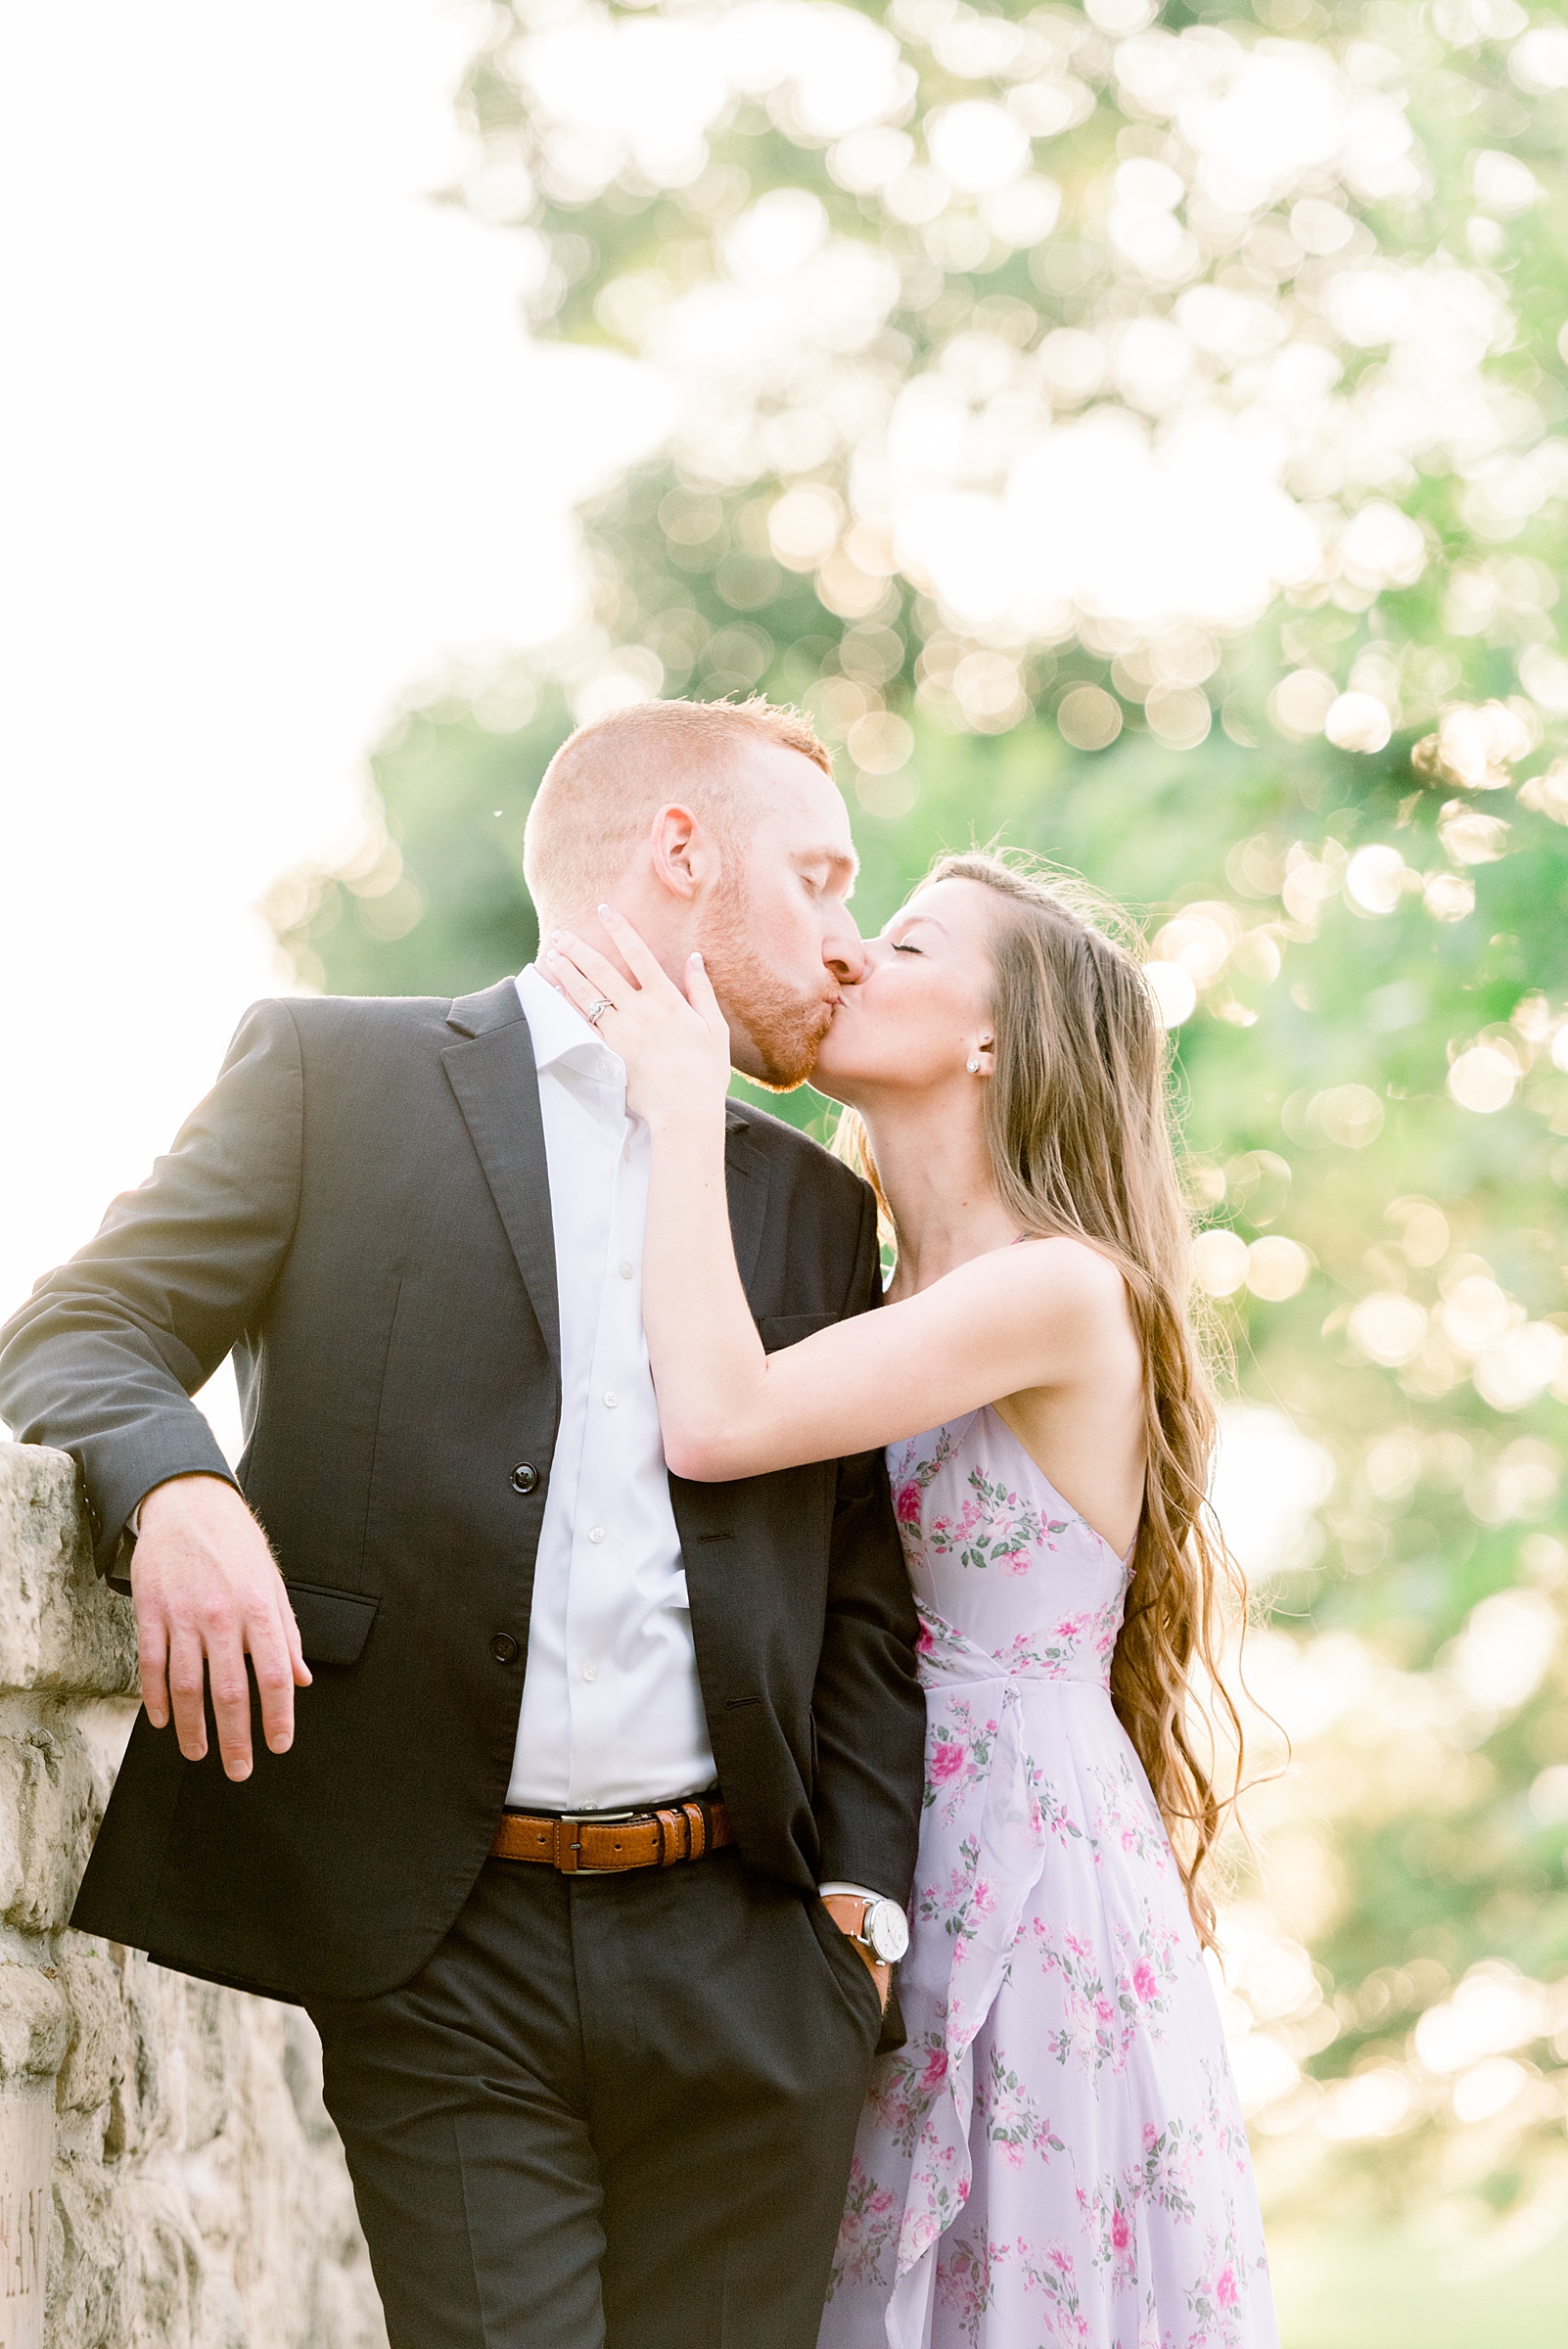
[754,1311,839,1354]
[284,1580,379,1666]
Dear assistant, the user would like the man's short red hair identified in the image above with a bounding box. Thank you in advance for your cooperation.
[523,695,833,917]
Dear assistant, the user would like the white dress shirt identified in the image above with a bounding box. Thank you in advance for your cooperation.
[506,965,718,1811]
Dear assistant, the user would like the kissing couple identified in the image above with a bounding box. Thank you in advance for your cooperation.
[0,695,1276,2349]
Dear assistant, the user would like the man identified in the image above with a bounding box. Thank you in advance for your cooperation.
[0,697,926,2349]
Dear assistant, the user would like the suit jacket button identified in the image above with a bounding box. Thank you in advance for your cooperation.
[510,1463,538,1495]
[490,1634,520,1666]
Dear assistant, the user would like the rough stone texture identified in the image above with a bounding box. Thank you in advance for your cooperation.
[0,1444,386,2349]
[0,1448,138,1697]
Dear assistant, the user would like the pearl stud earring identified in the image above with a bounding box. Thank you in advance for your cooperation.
[966,1057,981,1073]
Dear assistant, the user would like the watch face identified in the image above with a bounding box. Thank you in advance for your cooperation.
[865,1899,909,1963]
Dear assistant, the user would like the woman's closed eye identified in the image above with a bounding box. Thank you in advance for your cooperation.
[891,940,924,955]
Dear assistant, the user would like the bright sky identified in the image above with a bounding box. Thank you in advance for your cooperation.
[0,1,666,1430]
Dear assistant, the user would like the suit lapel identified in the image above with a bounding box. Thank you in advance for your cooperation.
[440,990,772,1370]
[442,981,561,1371]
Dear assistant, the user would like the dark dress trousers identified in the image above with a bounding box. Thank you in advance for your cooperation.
[0,978,928,2348]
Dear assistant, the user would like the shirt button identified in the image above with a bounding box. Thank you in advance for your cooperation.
[619,1261,634,1279]
[587,1526,606,1545]
[582,1661,599,1682]
[603,1391,619,1409]
[489,1633,520,1666]
[597,1059,614,1079]
[510,1463,539,1495]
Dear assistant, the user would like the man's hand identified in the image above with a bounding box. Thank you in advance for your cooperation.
[131,1475,310,1780]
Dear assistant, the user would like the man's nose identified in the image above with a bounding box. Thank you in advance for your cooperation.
[823,906,868,986]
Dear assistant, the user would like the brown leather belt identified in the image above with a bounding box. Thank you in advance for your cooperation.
[489,1798,733,1874]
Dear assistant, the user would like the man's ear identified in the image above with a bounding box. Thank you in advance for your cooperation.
[649,803,720,901]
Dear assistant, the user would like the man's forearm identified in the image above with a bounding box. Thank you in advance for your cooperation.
[0,1308,240,1568]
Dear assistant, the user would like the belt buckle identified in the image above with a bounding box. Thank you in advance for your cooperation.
[555,1807,639,1875]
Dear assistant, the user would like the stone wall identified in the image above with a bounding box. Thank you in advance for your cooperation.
[0,1443,386,2349]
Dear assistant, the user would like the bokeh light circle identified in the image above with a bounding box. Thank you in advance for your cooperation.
[1056,684,1123,751]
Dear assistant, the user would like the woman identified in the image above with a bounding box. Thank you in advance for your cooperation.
[547,852,1277,2349]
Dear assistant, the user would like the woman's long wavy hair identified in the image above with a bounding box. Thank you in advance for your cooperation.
[835,851,1245,1945]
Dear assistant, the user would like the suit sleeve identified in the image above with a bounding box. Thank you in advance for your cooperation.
[0,1000,305,1570]
[809,1186,927,1904]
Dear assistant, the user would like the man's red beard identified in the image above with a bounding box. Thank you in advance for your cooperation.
[700,891,837,1091]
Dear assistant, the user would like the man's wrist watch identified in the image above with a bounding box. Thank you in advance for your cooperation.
[821,1893,909,2004]
[851,1896,910,1963]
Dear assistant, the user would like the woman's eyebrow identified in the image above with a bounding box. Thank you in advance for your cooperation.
[891,913,948,935]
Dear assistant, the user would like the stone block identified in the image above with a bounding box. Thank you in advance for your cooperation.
[0,1450,137,1699]
[0,1717,102,1935]
[51,1942,126,2125]
[0,1964,69,2088]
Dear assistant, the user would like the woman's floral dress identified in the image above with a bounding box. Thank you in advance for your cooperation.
[820,1409,1277,2349]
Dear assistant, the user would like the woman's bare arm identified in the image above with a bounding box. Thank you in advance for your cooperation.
[547,910,1124,1481]
[648,1124,1121,1478]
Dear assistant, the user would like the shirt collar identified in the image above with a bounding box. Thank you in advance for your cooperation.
[516,965,624,1083]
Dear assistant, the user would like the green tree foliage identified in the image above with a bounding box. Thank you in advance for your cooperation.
[271,0,1568,2254]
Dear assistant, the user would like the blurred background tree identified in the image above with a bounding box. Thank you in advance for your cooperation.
[268,0,1568,2322]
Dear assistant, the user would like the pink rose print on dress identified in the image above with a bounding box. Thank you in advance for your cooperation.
[995,1588,1128,1686]
[830,2157,899,2293]
[934,2227,1011,2339]
[978,2047,1064,2172]
[1182,2227,1258,2342]
[1030,1908,1181,2073]
[923,1464,1070,1576]
[922,1705,998,1822]
[895,1480,923,1526]
[1088,1757,1174,1876]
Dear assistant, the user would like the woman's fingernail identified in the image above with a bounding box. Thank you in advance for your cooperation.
[598,903,614,917]
[691,952,704,969]
[546,949,559,963]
